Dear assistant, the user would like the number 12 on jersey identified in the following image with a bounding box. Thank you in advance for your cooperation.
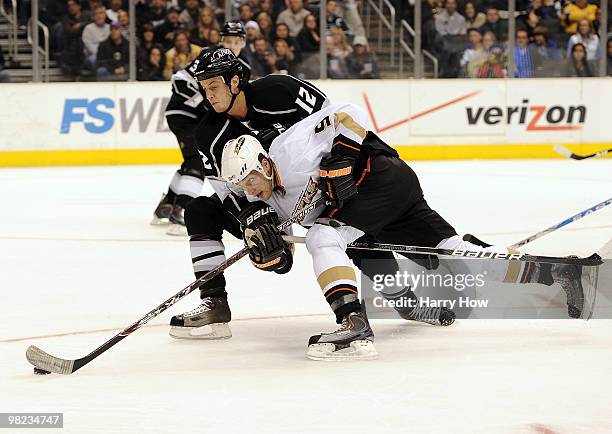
[295,87,318,114]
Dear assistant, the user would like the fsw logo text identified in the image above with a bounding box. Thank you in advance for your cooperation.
[60,98,170,134]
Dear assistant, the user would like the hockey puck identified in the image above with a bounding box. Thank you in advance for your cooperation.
[33,367,51,375]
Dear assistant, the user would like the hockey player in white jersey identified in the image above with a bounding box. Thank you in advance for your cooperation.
[220,102,589,361]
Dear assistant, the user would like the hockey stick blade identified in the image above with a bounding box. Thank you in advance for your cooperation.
[26,345,75,375]
[25,196,326,375]
[554,144,612,160]
[554,144,574,158]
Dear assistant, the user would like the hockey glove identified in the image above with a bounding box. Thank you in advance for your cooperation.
[254,123,289,150]
[238,201,293,274]
[319,154,358,209]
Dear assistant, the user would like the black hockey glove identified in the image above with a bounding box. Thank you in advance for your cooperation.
[254,123,289,150]
[319,154,358,209]
[238,201,293,274]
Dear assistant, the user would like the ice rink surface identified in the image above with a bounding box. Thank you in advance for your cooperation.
[1,159,611,434]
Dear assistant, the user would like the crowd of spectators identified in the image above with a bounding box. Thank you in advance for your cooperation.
[35,0,379,81]
[406,0,612,78]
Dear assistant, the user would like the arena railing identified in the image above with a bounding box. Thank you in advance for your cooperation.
[399,19,438,79]
[27,18,49,82]
[364,0,395,66]
[0,0,18,63]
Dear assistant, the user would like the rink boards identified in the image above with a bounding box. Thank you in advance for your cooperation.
[0,78,611,166]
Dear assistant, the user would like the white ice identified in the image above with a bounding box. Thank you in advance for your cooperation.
[0,160,611,434]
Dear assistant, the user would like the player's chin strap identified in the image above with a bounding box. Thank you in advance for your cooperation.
[220,82,241,115]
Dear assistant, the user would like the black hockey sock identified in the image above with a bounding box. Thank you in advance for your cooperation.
[324,283,361,323]
[165,189,177,204]
[195,272,228,299]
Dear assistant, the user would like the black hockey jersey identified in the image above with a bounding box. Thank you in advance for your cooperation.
[194,74,329,179]
[164,57,211,119]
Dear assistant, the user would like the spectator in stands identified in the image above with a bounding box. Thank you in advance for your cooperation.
[530,26,561,61]
[62,0,90,77]
[82,5,109,72]
[106,0,122,23]
[435,0,466,36]
[326,0,351,37]
[138,23,159,64]
[138,46,165,80]
[275,23,300,58]
[562,0,597,35]
[250,36,276,78]
[0,45,11,82]
[273,39,295,74]
[608,39,612,77]
[329,26,352,59]
[460,28,486,77]
[346,35,379,78]
[326,35,350,78]
[276,0,311,37]
[208,28,221,48]
[191,7,220,46]
[245,21,261,53]
[239,3,256,26]
[118,9,130,38]
[96,22,129,81]
[463,2,485,32]
[156,7,182,50]
[514,29,534,78]
[523,0,559,37]
[259,0,275,20]
[477,30,506,78]
[480,7,508,42]
[567,19,599,61]
[164,30,202,79]
[257,12,274,41]
[296,14,320,53]
[336,0,366,38]
[564,42,595,77]
[136,0,167,28]
[179,0,202,32]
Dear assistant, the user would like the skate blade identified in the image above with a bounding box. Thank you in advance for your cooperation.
[580,265,599,320]
[166,223,188,236]
[150,216,170,226]
[306,340,378,361]
[169,323,232,340]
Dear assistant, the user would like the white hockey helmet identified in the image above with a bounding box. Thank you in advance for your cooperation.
[221,134,272,184]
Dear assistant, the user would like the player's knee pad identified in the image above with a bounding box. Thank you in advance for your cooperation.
[185,196,225,237]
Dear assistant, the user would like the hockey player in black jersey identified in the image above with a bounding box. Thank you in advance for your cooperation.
[150,48,212,236]
[168,48,330,338]
[219,21,253,69]
[168,48,457,339]
[151,23,252,236]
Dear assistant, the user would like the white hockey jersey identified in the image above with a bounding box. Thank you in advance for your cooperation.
[250,102,372,227]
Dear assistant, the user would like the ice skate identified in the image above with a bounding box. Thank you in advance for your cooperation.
[169,297,232,339]
[552,259,586,319]
[166,205,187,236]
[398,305,456,326]
[306,310,377,361]
[150,194,173,226]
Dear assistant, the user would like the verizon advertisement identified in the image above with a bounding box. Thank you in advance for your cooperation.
[0,78,609,157]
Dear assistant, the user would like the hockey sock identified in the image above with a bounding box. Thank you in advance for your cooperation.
[190,235,229,298]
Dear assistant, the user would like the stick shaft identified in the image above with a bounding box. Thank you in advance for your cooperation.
[509,197,612,248]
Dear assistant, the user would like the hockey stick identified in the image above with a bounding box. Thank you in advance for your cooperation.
[26,197,326,375]
[282,235,610,266]
[554,144,612,160]
[508,196,612,248]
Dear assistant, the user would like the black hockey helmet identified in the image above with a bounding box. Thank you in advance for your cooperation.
[192,47,250,89]
[220,21,246,38]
